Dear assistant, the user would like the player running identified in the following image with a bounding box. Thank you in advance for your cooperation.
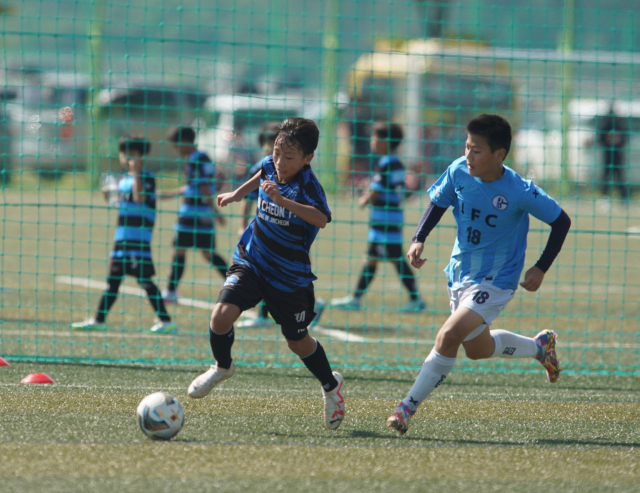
[187,118,345,431]
[387,114,571,435]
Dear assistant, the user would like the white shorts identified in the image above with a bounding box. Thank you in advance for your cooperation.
[448,283,515,342]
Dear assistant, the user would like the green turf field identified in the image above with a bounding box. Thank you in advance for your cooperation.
[1,361,639,493]
[1,181,639,373]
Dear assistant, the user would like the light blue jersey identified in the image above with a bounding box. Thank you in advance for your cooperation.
[428,156,562,291]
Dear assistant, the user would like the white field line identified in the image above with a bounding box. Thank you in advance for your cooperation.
[55,276,366,342]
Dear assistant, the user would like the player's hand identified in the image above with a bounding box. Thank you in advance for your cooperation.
[215,214,227,227]
[129,158,143,174]
[407,242,427,269]
[261,180,283,205]
[358,193,370,207]
[217,192,237,207]
[520,266,545,292]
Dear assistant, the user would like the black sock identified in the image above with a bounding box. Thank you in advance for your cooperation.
[209,325,234,369]
[395,260,419,300]
[167,254,186,292]
[301,339,338,392]
[210,253,229,279]
[259,302,269,318]
[95,275,123,323]
[140,279,172,321]
[354,263,377,298]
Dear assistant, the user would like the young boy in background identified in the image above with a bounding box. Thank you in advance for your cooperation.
[159,126,229,304]
[187,118,345,431]
[331,122,426,312]
[387,114,571,435]
[72,136,176,334]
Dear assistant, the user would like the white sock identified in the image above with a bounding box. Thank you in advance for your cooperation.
[490,329,538,358]
[401,349,456,412]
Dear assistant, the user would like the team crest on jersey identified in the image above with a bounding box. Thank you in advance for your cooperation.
[492,195,509,211]
[223,275,239,286]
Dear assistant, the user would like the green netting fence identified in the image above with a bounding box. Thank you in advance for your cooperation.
[0,0,638,374]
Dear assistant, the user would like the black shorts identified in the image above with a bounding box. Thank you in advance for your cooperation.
[217,263,316,341]
[367,242,404,260]
[109,255,156,279]
[173,230,216,250]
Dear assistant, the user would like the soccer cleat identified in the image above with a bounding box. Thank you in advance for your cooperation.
[188,362,235,399]
[400,297,427,313]
[235,316,275,329]
[534,329,561,383]
[330,295,361,311]
[308,298,326,329]
[149,320,177,334]
[386,402,415,436]
[71,318,106,331]
[161,289,179,304]
[323,372,345,430]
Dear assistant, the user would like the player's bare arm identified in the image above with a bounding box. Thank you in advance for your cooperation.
[217,170,261,207]
[129,159,144,204]
[407,242,427,269]
[262,180,328,229]
[157,186,186,200]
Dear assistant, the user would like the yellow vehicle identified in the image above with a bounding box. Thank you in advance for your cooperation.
[345,38,517,187]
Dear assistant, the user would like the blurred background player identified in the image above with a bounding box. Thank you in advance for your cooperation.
[187,118,344,430]
[159,126,229,303]
[597,103,629,200]
[331,122,426,312]
[72,136,176,334]
[236,121,326,330]
[387,114,571,435]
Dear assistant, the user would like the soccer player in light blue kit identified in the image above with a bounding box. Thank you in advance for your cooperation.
[387,114,571,435]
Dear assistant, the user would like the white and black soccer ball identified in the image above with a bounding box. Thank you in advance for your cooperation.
[136,392,184,440]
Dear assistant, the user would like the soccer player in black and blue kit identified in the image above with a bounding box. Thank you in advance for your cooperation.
[187,118,345,430]
[159,126,229,305]
[72,136,175,333]
[331,123,426,312]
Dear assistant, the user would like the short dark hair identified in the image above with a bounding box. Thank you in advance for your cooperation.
[466,114,512,157]
[372,122,404,151]
[118,135,150,155]
[166,126,196,144]
[259,121,281,148]
[275,118,319,156]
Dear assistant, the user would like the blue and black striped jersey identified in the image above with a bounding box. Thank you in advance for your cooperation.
[368,155,405,244]
[112,172,156,259]
[244,159,263,203]
[176,150,216,233]
[233,155,332,292]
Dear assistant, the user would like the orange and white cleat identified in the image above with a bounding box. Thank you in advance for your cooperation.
[386,402,415,436]
[323,372,345,430]
[534,329,561,383]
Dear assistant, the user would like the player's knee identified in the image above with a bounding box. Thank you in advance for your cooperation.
[435,327,462,352]
[464,347,484,361]
[210,305,236,334]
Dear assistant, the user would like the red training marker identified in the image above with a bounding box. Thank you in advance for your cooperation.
[0,357,9,366]
[20,373,55,384]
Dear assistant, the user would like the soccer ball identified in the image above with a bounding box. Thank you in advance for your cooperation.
[136,392,184,440]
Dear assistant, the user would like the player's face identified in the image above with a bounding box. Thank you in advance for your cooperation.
[272,142,313,183]
[370,135,388,155]
[119,151,143,169]
[464,133,505,182]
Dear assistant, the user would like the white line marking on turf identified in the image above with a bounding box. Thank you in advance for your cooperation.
[55,276,366,341]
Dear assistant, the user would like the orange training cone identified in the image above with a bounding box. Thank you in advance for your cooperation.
[21,373,55,384]
[0,357,9,366]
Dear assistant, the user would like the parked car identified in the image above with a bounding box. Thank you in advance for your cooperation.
[6,71,90,178]
[513,99,640,185]
[97,80,205,174]
[196,94,305,188]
